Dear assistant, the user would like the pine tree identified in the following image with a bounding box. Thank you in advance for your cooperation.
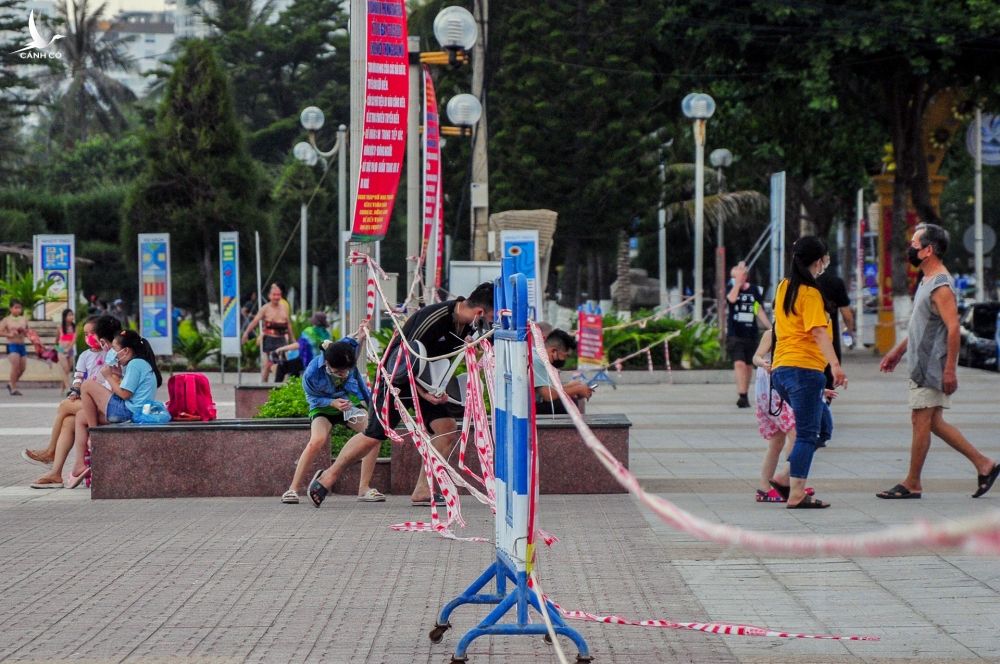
[0,0,38,178]
[122,40,273,316]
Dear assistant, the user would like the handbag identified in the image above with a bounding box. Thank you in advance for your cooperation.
[132,400,173,424]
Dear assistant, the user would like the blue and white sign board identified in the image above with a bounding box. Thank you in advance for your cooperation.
[769,171,786,300]
[500,229,541,320]
[966,113,1000,166]
[32,234,75,321]
[219,232,241,356]
[493,270,532,571]
[138,233,172,356]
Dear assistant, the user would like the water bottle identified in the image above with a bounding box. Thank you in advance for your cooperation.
[842,331,855,350]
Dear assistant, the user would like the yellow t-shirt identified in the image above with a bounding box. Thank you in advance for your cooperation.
[772,280,832,372]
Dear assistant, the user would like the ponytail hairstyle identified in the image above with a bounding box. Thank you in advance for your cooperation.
[782,236,827,316]
[323,339,356,370]
[116,329,163,387]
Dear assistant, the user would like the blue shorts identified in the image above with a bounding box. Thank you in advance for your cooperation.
[106,395,133,423]
[7,343,27,357]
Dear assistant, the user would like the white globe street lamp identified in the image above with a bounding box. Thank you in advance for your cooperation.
[297,106,347,317]
[446,93,483,129]
[682,92,716,321]
[433,6,478,53]
[299,106,325,132]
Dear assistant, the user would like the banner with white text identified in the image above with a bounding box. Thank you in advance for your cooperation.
[351,0,409,242]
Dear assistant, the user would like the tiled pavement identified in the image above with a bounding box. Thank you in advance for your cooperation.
[1,350,998,663]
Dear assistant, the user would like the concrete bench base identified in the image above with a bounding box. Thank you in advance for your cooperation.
[90,414,630,499]
[90,419,390,499]
[390,414,629,495]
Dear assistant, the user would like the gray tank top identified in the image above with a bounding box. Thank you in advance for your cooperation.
[907,272,955,390]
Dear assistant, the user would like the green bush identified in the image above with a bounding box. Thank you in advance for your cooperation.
[255,376,391,457]
[0,272,59,316]
[599,311,723,369]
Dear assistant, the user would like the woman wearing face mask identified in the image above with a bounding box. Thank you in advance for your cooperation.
[25,315,122,488]
[66,330,163,488]
[768,236,847,509]
[281,338,381,504]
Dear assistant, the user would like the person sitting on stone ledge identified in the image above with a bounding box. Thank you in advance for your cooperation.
[24,315,121,489]
[533,326,593,415]
[65,330,163,489]
[282,338,381,504]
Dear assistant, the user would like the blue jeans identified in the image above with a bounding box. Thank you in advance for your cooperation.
[771,367,832,479]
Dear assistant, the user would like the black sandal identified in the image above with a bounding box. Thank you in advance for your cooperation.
[972,463,1000,498]
[876,483,921,499]
[308,470,329,508]
[768,480,790,501]
[787,495,830,509]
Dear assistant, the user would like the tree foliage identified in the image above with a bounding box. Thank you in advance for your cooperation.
[122,40,273,317]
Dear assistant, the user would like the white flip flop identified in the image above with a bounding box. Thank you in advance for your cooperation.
[281,489,300,504]
[357,488,385,502]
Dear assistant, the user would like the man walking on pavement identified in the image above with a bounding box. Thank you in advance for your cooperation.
[726,261,772,408]
[877,223,999,499]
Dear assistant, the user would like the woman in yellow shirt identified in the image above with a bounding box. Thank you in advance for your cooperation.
[771,236,847,509]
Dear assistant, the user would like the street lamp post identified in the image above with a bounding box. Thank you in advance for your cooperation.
[709,147,732,335]
[298,106,346,321]
[444,93,483,265]
[681,92,716,322]
[292,140,318,314]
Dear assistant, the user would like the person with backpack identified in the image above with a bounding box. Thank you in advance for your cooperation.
[282,339,381,504]
[769,236,846,509]
[66,330,163,488]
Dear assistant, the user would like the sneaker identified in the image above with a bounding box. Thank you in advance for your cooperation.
[736,395,750,408]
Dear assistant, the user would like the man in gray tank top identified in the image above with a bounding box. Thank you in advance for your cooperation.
[876,223,998,500]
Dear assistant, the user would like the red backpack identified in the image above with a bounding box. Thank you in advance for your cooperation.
[167,373,217,421]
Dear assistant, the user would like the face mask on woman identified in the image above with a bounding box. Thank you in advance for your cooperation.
[105,348,120,367]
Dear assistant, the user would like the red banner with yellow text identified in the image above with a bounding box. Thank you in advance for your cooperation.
[351,0,408,242]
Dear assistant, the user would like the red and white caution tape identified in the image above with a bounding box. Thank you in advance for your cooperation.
[528,322,1000,558]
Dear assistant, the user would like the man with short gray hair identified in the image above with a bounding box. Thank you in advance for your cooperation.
[877,223,999,499]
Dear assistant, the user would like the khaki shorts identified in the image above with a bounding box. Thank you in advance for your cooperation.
[908,380,950,410]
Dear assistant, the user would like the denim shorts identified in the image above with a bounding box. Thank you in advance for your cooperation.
[106,395,133,423]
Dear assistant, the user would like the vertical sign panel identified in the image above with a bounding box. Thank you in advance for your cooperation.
[500,230,541,320]
[577,312,604,366]
[350,0,408,242]
[219,232,241,357]
[32,234,75,321]
[138,233,172,356]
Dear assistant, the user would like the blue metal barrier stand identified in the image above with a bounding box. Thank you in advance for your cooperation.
[429,258,591,663]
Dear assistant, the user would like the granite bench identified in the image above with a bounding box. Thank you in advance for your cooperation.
[89,413,630,499]
[390,413,629,495]
[89,418,390,500]
[234,385,278,418]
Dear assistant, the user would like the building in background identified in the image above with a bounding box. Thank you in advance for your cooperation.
[101,10,176,96]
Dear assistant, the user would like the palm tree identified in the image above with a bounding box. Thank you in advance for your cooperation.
[43,0,136,147]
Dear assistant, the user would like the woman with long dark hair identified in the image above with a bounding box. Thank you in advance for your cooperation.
[769,236,847,509]
[57,309,77,391]
[66,330,163,488]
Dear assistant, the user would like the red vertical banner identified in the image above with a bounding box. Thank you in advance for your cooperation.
[577,312,604,366]
[421,65,443,286]
[351,0,409,242]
